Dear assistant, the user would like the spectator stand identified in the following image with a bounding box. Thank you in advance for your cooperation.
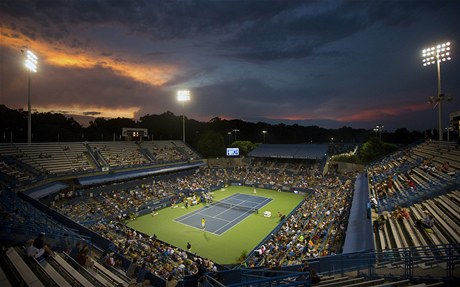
[0,190,89,250]
[368,141,460,213]
[245,197,306,265]
[4,247,44,287]
[0,154,40,188]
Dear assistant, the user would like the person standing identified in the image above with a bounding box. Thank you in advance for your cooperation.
[187,242,191,251]
[201,217,206,230]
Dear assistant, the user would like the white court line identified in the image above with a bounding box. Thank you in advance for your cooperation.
[175,193,242,222]
[213,206,256,234]
[174,193,272,235]
[172,215,230,236]
[214,197,273,235]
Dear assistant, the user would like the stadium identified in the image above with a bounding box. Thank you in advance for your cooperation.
[0,133,459,286]
[1,1,460,286]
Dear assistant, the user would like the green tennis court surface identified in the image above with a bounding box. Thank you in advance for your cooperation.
[127,186,304,264]
[174,193,272,235]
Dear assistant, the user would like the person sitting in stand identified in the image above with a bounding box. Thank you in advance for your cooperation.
[26,239,49,260]
[32,232,54,259]
[415,212,434,231]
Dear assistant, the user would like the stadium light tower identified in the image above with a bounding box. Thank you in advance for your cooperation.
[24,50,38,144]
[422,41,453,141]
[233,129,239,142]
[262,130,267,144]
[177,90,190,143]
[376,125,384,140]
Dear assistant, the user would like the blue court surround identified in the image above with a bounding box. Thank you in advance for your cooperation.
[174,193,272,235]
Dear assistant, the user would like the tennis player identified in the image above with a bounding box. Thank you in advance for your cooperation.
[201,217,206,229]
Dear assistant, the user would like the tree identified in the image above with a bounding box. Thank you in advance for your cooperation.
[231,141,257,156]
[196,130,225,157]
[360,138,397,164]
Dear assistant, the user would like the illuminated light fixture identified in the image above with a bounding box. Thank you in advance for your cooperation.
[25,50,38,72]
[421,41,453,141]
[177,90,191,143]
[23,49,38,143]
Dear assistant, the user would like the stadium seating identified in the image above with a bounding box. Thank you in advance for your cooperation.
[88,141,149,168]
[0,141,201,178]
[1,140,459,286]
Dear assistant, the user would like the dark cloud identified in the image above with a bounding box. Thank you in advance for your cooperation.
[1,0,460,133]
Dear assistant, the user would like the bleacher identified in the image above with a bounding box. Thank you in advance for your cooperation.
[368,141,460,213]
[2,245,133,287]
[0,190,89,246]
[375,190,460,251]
[0,142,95,175]
[0,159,33,187]
[88,141,149,168]
[0,141,202,181]
[139,141,189,163]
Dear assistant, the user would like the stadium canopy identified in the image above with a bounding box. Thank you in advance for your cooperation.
[248,144,328,160]
[77,161,205,186]
[25,182,69,200]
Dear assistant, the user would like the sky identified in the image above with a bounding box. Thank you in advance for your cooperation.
[1,0,459,132]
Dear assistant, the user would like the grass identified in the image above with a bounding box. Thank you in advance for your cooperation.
[126,186,304,264]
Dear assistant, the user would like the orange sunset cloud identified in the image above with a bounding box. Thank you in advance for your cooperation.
[1,26,177,87]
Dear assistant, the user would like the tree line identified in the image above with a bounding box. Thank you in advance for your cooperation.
[0,104,428,157]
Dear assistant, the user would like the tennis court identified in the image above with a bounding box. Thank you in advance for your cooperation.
[174,193,272,235]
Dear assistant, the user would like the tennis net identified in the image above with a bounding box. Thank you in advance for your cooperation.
[209,201,258,213]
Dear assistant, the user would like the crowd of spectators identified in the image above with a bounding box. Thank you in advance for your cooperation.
[91,219,217,281]
[246,175,355,267]
[50,159,359,281]
[50,161,328,279]
[226,165,323,189]
[53,180,178,223]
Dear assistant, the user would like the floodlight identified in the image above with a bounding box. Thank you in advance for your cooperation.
[421,41,453,141]
[23,50,38,143]
[177,90,191,143]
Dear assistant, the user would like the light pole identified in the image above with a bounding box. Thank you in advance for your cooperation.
[24,50,38,144]
[422,41,453,141]
[227,132,232,145]
[373,128,379,138]
[445,127,451,142]
[376,125,384,140]
[262,130,267,144]
[177,90,190,143]
[233,129,239,142]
